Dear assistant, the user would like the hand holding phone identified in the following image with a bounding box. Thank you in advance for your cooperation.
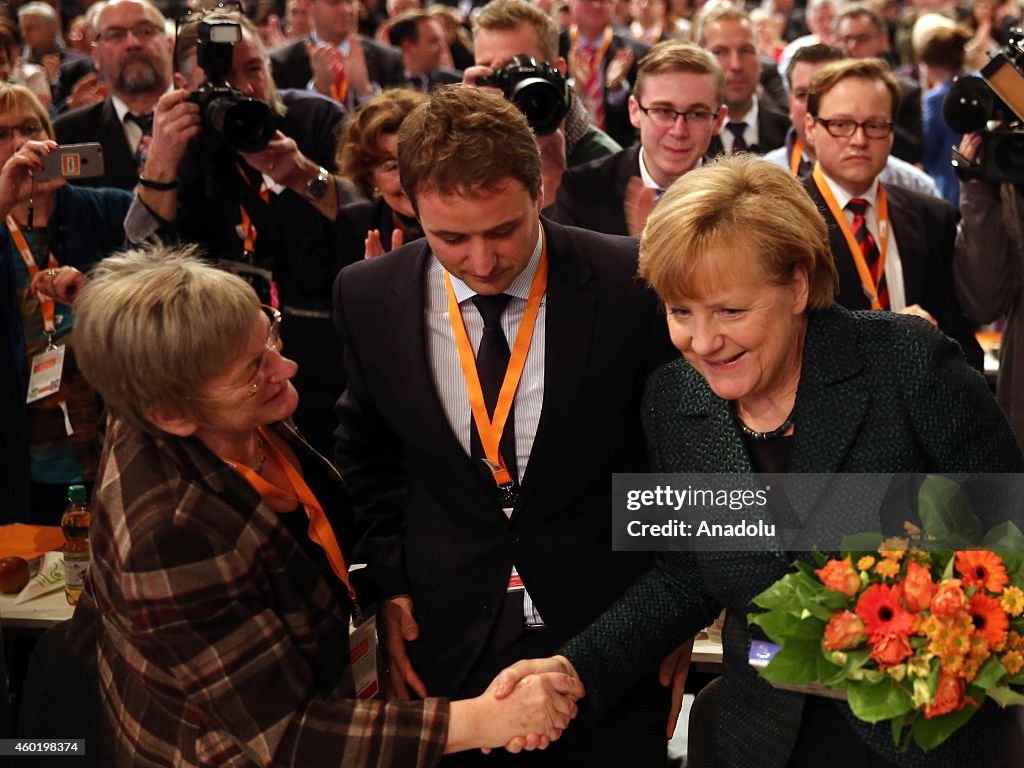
[33,143,105,183]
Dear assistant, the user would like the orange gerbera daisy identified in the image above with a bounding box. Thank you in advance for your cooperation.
[955,550,1009,594]
[968,592,1009,647]
[855,583,916,641]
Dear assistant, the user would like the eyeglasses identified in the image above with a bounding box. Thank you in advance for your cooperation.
[191,305,283,402]
[635,102,717,129]
[814,117,894,139]
[0,120,45,143]
[96,22,164,44]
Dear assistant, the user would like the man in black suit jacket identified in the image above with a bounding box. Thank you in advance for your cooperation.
[558,0,649,148]
[126,12,357,459]
[697,6,789,155]
[270,0,402,107]
[54,0,173,190]
[554,42,725,236]
[334,86,676,767]
[803,57,981,368]
[834,3,923,163]
[387,10,462,92]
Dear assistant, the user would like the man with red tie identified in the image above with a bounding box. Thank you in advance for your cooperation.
[801,58,981,368]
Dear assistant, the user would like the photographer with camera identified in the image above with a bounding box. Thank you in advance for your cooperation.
[125,9,360,458]
[953,130,1024,448]
[463,0,621,211]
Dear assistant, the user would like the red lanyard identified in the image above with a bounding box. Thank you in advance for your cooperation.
[7,215,58,336]
[812,163,890,311]
[443,234,548,489]
[222,427,356,600]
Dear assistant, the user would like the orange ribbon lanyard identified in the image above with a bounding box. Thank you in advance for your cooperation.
[7,215,58,337]
[570,25,613,79]
[443,233,548,488]
[812,163,890,311]
[222,427,356,600]
[236,164,271,257]
[790,138,804,176]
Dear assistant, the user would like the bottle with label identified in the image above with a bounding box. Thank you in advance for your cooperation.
[61,484,91,606]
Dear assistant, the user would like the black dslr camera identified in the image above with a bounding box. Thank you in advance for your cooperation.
[944,27,1024,184]
[477,55,570,136]
[191,18,276,153]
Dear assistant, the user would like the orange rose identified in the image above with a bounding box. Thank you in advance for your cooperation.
[870,633,913,667]
[817,557,862,598]
[924,673,970,719]
[824,610,868,651]
[901,561,936,613]
[931,579,967,617]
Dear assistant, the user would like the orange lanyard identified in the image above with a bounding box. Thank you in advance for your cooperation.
[570,26,613,76]
[812,163,890,310]
[236,164,271,258]
[223,427,356,601]
[7,215,58,335]
[790,138,804,176]
[443,233,548,489]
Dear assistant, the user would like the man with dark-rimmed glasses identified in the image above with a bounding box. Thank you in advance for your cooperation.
[552,40,725,237]
[802,57,982,369]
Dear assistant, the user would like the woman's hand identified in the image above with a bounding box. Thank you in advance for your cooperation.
[364,228,404,259]
[29,265,86,305]
[0,139,66,218]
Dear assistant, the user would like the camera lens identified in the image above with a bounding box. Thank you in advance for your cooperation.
[510,77,568,136]
[207,96,276,153]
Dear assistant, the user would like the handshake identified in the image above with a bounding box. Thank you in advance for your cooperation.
[445,656,585,756]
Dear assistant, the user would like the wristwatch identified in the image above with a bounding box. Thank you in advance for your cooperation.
[306,166,330,200]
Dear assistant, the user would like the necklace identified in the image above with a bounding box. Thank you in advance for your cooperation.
[252,434,268,474]
[732,402,795,441]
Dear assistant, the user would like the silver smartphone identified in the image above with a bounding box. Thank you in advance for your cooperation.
[35,143,105,182]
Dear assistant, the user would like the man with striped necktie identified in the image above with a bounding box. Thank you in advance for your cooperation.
[800,57,981,369]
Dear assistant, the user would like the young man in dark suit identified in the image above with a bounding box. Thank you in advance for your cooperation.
[54,0,172,190]
[554,41,725,237]
[334,85,681,766]
[698,5,789,157]
[269,0,403,109]
[802,57,981,369]
[387,10,462,92]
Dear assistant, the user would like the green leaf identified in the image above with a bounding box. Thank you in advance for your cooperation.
[982,520,1024,552]
[910,703,979,752]
[841,532,884,553]
[988,684,1024,707]
[918,475,982,544]
[759,638,820,685]
[750,611,825,643]
[847,678,913,723]
[751,572,803,610]
[971,656,1007,690]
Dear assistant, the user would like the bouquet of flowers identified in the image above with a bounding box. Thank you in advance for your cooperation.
[748,476,1024,751]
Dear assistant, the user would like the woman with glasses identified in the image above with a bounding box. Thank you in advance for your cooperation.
[0,83,131,525]
[67,244,583,767]
[337,88,428,260]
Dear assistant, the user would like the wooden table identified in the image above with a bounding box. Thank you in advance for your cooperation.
[0,587,74,632]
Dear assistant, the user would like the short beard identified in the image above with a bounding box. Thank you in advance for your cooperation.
[116,57,165,95]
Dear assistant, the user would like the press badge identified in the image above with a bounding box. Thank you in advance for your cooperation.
[26,344,65,403]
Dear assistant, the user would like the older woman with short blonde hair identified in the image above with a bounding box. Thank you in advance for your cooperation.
[69,245,583,767]
[510,155,1023,768]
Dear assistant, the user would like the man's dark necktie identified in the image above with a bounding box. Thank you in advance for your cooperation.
[727,121,749,154]
[468,292,524,651]
[846,197,889,310]
[126,112,154,173]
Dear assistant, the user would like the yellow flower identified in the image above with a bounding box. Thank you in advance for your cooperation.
[1002,650,1024,676]
[1000,586,1024,617]
[879,538,908,561]
[857,555,876,571]
[906,653,932,679]
[875,558,901,579]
